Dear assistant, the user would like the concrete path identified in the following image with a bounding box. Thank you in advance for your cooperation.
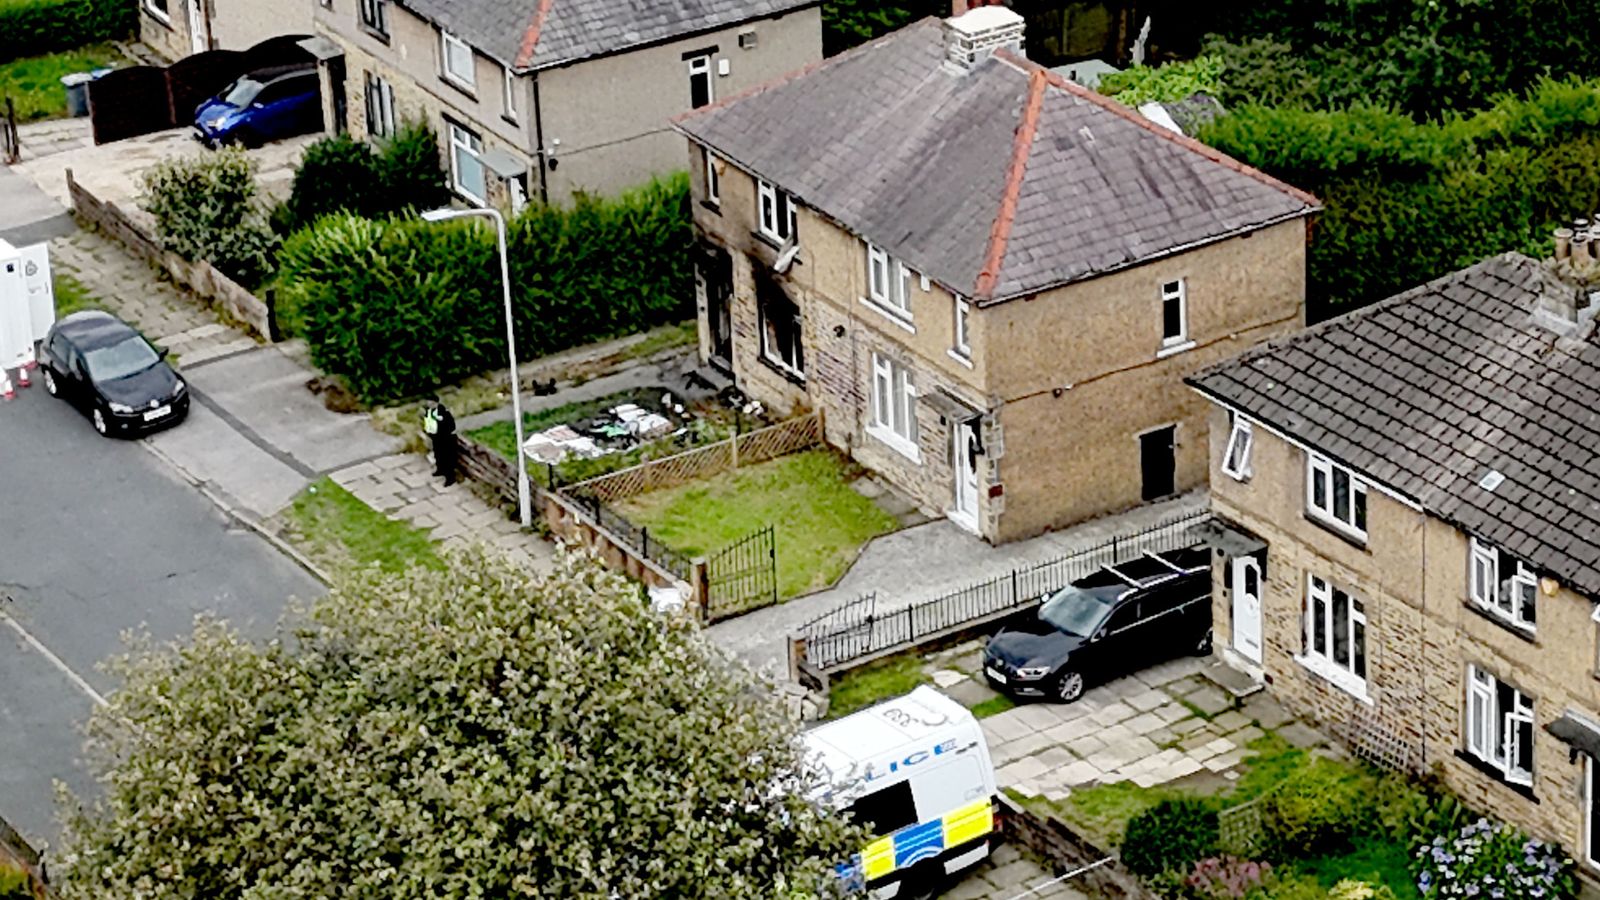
[12,117,94,163]
[0,167,73,246]
[708,492,1206,677]
[455,356,704,433]
[950,842,1088,900]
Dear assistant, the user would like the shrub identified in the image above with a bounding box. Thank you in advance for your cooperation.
[279,123,447,233]
[1414,817,1577,900]
[1373,768,1467,849]
[0,862,28,898]
[1099,55,1224,108]
[1257,757,1376,859]
[140,147,278,287]
[1122,797,1220,876]
[1179,856,1273,898]
[376,122,449,215]
[0,0,133,63]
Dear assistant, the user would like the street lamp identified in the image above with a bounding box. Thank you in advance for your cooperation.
[420,206,532,528]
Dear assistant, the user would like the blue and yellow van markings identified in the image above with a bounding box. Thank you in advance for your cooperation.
[843,797,994,886]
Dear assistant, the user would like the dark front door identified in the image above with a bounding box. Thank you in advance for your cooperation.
[328,56,347,134]
[1140,425,1176,501]
[697,245,734,371]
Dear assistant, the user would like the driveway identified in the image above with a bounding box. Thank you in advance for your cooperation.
[0,384,323,848]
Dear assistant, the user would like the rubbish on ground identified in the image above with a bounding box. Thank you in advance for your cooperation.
[521,394,688,463]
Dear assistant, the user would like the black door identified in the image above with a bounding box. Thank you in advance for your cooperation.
[1140,426,1176,501]
[328,57,346,134]
[1091,598,1144,679]
[697,245,734,371]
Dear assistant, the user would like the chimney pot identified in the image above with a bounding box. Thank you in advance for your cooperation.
[943,6,1026,72]
[1555,227,1573,261]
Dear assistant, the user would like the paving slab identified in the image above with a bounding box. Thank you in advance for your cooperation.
[1125,688,1169,712]
[1278,721,1328,749]
[1211,710,1251,732]
[982,711,1035,744]
[997,755,1050,784]
[144,401,306,517]
[1034,746,1075,769]
[932,668,969,688]
[945,677,1001,707]
[1242,693,1296,729]
[1122,712,1163,735]
[1185,685,1234,716]
[1088,701,1135,726]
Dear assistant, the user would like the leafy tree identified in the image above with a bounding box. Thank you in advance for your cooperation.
[139,147,278,287]
[821,0,944,55]
[1099,55,1223,107]
[56,550,863,898]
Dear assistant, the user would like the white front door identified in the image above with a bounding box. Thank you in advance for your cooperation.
[1231,556,1263,664]
[1588,757,1600,873]
[950,419,979,532]
[188,0,207,54]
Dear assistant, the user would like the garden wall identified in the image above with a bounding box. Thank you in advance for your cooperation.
[997,795,1157,900]
[65,168,274,341]
[0,811,53,898]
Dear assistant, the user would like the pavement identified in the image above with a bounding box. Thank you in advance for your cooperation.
[708,492,1207,677]
[0,167,73,247]
[0,383,324,848]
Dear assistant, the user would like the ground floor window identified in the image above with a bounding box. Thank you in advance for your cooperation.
[757,276,803,378]
[364,73,396,138]
[447,121,486,205]
[1465,664,1533,787]
[868,353,917,460]
[1301,574,1367,697]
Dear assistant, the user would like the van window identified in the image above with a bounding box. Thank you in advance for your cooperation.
[846,781,917,837]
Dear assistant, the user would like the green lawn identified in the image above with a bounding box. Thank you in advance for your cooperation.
[1295,835,1421,900]
[282,478,441,575]
[617,450,898,598]
[825,653,929,719]
[0,43,122,122]
[53,272,102,317]
[969,694,1016,719]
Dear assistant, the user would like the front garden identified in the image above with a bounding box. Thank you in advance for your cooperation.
[0,41,121,121]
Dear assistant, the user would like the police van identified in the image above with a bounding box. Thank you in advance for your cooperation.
[805,686,998,898]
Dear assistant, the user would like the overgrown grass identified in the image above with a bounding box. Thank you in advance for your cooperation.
[1054,781,1195,850]
[826,654,929,720]
[281,478,441,575]
[969,695,1016,719]
[52,272,102,317]
[617,319,696,362]
[618,450,898,598]
[0,42,120,121]
[1295,834,1421,900]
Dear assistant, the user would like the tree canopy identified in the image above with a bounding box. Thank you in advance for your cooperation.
[56,550,861,899]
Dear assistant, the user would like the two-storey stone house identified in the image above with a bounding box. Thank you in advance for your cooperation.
[307,0,821,208]
[1188,249,1600,875]
[141,0,315,60]
[672,7,1319,544]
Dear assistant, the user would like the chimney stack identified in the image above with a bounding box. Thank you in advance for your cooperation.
[943,5,1025,73]
[1554,227,1573,261]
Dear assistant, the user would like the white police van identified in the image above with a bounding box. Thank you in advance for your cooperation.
[805,686,998,898]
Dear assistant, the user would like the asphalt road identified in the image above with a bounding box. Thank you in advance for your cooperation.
[0,381,323,850]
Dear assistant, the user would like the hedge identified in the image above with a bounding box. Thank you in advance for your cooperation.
[0,0,134,62]
[277,124,449,234]
[275,174,693,403]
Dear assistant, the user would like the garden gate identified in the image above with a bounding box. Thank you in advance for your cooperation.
[704,525,776,622]
[2,97,18,164]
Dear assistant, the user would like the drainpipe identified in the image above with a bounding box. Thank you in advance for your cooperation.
[530,71,550,206]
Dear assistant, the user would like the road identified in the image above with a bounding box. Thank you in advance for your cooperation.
[0,381,323,850]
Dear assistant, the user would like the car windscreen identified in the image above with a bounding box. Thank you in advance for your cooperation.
[84,336,161,382]
[1038,586,1113,637]
[222,76,266,107]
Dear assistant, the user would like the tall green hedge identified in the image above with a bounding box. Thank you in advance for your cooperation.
[276,175,693,403]
[277,124,449,234]
[0,0,134,62]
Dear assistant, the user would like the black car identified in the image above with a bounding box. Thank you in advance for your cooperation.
[983,546,1212,703]
[39,311,189,437]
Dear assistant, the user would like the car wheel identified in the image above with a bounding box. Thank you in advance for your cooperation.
[1193,629,1214,656]
[92,406,109,436]
[43,367,58,397]
[1054,669,1085,704]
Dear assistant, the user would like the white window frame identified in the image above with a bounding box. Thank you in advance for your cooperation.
[359,0,387,33]
[865,243,912,319]
[756,180,795,243]
[1306,453,1368,540]
[1159,278,1191,353]
[758,289,804,379]
[1468,537,1536,631]
[144,0,171,23]
[365,72,396,138]
[1222,414,1253,481]
[868,353,919,461]
[702,147,720,207]
[441,31,476,91]
[502,66,518,121]
[447,122,486,206]
[952,296,971,359]
[1587,757,1600,871]
[1300,575,1368,700]
[1465,664,1534,787]
[687,53,714,109]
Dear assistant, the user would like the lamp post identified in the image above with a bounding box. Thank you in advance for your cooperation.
[420,206,532,528]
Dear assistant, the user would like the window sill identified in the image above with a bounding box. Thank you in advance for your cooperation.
[1463,600,1537,643]
[1293,655,1372,704]
[501,114,520,128]
[947,349,973,369]
[452,185,487,208]
[751,229,786,250]
[699,199,722,215]
[1303,511,1368,550]
[758,353,806,387]
[359,24,391,44]
[1454,750,1538,801]
[1156,339,1196,359]
[867,425,921,464]
[143,6,173,27]
[441,75,478,101]
[859,297,915,334]
[1223,466,1252,483]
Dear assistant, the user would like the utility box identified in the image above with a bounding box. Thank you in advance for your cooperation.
[0,239,55,370]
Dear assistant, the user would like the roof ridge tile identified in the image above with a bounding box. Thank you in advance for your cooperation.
[975,67,1047,300]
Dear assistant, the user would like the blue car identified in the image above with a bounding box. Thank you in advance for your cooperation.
[194,64,321,148]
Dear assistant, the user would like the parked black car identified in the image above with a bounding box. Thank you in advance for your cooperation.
[39,311,189,437]
[983,547,1212,703]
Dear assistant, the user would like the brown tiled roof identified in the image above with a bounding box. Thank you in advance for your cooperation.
[1187,253,1600,599]
[673,20,1318,302]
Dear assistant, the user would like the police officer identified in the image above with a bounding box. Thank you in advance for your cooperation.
[423,399,458,485]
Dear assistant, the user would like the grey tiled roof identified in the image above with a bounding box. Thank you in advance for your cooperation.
[1188,253,1600,599]
[674,20,1317,302]
[402,0,816,70]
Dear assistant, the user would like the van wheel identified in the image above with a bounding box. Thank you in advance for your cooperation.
[1055,670,1084,704]
[896,860,946,900]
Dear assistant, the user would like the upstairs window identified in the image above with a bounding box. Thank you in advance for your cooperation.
[441,31,476,90]
[1306,453,1367,540]
[953,296,971,358]
[1222,413,1253,481]
[866,244,911,318]
[1466,665,1534,787]
[757,180,796,243]
[358,0,387,34]
[1469,537,1536,631]
[701,147,720,207]
[1160,278,1188,350]
[687,54,713,109]
[502,67,518,121]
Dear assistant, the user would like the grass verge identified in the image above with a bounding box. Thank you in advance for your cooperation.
[0,43,122,121]
[968,694,1017,719]
[281,478,441,575]
[617,450,898,598]
[825,653,930,720]
[53,272,102,317]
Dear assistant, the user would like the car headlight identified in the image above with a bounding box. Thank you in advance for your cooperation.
[1016,666,1052,679]
[108,401,135,414]
[206,116,228,130]
[173,379,186,395]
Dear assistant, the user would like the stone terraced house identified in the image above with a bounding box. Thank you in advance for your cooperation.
[307,0,822,208]
[1188,249,1600,880]
[141,0,315,60]
[673,6,1319,544]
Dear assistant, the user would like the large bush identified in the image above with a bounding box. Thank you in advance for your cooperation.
[140,147,279,287]
[0,0,133,62]
[1256,758,1375,859]
[1122,797,1220,876]
[1414,818,1576,900]
[276,174,693,403]
[278,123,448,233]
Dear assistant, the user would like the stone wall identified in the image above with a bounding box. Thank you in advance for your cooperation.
[65,169,275,341]
[996,795,1157,900]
